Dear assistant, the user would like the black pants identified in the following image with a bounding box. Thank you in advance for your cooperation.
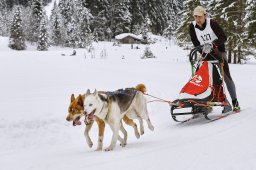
[221,52,237,101]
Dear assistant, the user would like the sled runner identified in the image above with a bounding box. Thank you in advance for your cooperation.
[170,43,232,123]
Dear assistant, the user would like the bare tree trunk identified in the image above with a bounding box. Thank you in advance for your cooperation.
[109,0,120,40]
[228,41,232,63]
[238,46,241,63]
[237,0,245,64]
[234,50,237,64]
[109,0,114,40]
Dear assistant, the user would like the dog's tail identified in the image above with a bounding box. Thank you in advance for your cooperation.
[135,84,146,94]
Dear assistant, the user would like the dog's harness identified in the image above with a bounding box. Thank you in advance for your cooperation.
[104,89,137,121]
[106,88,137,96]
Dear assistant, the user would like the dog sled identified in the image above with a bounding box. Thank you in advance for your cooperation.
[170,43,232,123]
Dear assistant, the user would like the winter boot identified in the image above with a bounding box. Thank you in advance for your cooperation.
[232,99,241,112]
[222,99,232,113]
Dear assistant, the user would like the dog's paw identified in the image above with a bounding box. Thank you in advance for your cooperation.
[95,147,102,151]
[149,125,154,131]
[86,138,93,148]
[120,142,127,147]
[135,132,140,139]
[88,143,93,148]
[147,121,154,131]
[104,147,113,152]
[140,130,144,136]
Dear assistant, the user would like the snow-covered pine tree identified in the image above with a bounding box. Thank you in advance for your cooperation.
[218,0,247,64]
[9,7,26,50]
[5,0,16,9]
[27,0,44,43]
[59,0,74,25]
[76,0,93,48]
[207,0,233,62]
[49,1,62,46]
[245,0,256,49]
[176,0,201,48]
[235,0,247,64]
[59,0,81,47]
[141,15,151,44]
[20,6,31,39]
[129,0,144,34]
[90,0,110,40]
[43,0,53,5]
[0,0,9,36]
[37,17,49,51]
[57,0,69,45]
[141,45,155,59]
[109,0,131,37]
[163,0,183,39]
[144,0,168,34]
[6,0,32,8]
[200,0,211,7]
[85,0,108,17]
[66,16,80,48]
[208,0,222,21]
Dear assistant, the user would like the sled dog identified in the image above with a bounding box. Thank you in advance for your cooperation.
[83,84,154,151]
[66,92,141,150]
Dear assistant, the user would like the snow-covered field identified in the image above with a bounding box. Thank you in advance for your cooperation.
[1,36,256,170]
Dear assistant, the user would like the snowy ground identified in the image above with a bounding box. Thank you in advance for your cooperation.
[0,36,256,170]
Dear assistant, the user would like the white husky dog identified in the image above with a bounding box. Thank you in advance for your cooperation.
[83,84,154,151]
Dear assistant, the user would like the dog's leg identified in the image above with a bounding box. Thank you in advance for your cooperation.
[142,107,154,131]
[133,103,155,133]
[138,117,145,135]
[133,108,145,135]
[123,115,140,139]
[117,131,125,147]
[84,121,94,148]
[119,121,127,146]
[146,118,154,131]
[105,121,121,151]
[95,117,105,151]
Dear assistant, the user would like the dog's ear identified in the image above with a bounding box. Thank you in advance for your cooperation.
[86,89,90,95]
[93,89,98,95]
[98,94,108,102]
[77,94,83,106]
[71,94,75,102]
[81,94,86,100]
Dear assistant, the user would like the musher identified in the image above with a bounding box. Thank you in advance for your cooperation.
[189,6,240,112]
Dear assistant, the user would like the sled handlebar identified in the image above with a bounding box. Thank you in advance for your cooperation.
[191,43,213,52]
[189,45,202,64]
[189,43,216,64]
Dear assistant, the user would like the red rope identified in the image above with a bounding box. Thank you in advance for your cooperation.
[187,100,211,107]
[144,93,184,107]
[147,99,167,103]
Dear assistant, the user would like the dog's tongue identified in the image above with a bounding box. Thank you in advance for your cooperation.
[73,118,81,126]
[88,113,94,120]
[75,119,81,125]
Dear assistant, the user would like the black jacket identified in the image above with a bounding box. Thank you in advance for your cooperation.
[189,19,227,52]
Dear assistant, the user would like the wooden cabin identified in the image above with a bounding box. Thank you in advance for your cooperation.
[115,33,142,44]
